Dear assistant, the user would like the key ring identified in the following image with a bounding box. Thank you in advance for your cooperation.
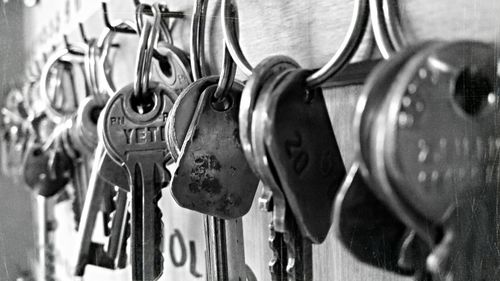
[189,0,236,107]
[370,0,407,58]
[97,6,138,96]
[190,0,209,81]
[136,3,174,45]
[133,3,161,102]
[40,45,85,123]
[97,15,137,96]
[221,0,369,88]
[135,3,174,45]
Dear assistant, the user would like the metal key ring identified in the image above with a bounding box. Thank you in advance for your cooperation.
[136,3,174,45]
[189,0,236,105]
[370,0,407,59]
[190,0,209,81]
[40,46,85,123]
[133,3,161,102]
[97,20,137,96]
[221,0,369,88]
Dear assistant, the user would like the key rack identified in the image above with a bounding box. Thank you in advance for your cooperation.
[0,0,498,281]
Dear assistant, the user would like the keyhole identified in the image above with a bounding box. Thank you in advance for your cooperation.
[453,67,494,116]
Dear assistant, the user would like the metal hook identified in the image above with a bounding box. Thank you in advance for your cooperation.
[135,2,185,45]
[134,0,184,18]
[370,0,407,59]
[78,22,89,44]
[63,35,85,56]
[102,2,136,34]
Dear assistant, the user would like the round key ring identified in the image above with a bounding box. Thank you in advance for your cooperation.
[135,2,174,45]
[97,19,137,97]
[221,0,369,88]
[133,2,162,107]
[40,44,85,123]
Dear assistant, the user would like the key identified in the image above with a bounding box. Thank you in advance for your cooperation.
[74,144,114,276]
[165,77,211,162]
[101,82,176,280]
[22,141,72,281]
[251,66,312,281]
[152,41,193,94]
[96,147,131,270]
[335,41,500,280]
[74,143,130,275]
[239,56,298,281]
[262,68,346,243]
[333,43,433,276]
[171,77,258,219]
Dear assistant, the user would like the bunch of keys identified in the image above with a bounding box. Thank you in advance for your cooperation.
[220,0,368,279]
[167,0,258,279]
[100,4,179,279]
[335,41,500,281]
[240,55,347,281]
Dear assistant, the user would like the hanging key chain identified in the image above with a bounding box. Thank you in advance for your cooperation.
[100,4,177,280]
[222,0,369,280]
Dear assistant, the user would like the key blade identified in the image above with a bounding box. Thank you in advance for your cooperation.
[129,157,165,281]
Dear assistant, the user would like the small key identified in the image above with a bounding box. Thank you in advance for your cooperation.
[262,68,346,243]
[251,66,312,281]
[74,144,116,276]
[152,41,193,94]
[101,82,176,280]
[240,56,299,281]
[22,141,72,281]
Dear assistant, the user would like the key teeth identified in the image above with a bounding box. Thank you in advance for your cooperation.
[71,192,82,230]
[268,221,285,281]
[154,186,164,278]
[283,227,297,281]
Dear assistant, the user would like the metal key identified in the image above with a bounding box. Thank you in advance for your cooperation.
[251,67,311,281]
[152,41,193,94]
[239,56,298,281]
[74,144,116,276]
[336,41,500,281]
[264,68,346,243]
[101,82,176,280]
[22,141,72,281]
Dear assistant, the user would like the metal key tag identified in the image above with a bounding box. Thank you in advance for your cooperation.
[101,81,176,280]
[171,77,259,219]
[152,41,193,94]
[263,69,345,244]
[371,41,499,280]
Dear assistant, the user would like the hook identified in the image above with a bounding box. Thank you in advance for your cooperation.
[134,0,184,18]
[102,2,136,34]
[78,22,89,44]
[63,34,84,56]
